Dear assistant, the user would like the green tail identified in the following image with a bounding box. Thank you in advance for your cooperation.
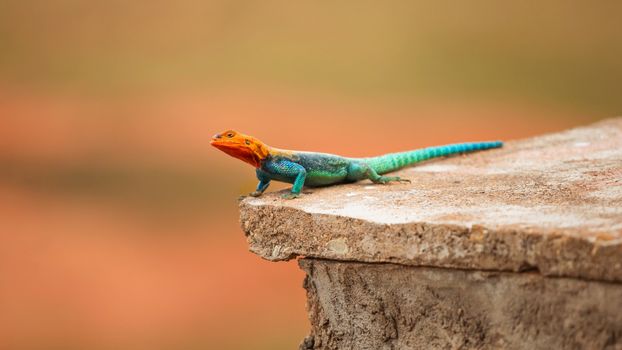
[364,141,503,174]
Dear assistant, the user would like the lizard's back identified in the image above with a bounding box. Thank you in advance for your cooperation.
[272,150,351,187]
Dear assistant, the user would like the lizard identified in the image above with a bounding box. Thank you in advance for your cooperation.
[211,130,502,199]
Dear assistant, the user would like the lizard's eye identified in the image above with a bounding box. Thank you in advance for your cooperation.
[245,139,251,145]
[226,133,234,138]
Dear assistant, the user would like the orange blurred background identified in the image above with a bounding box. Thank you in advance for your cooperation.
[0,1,620,349]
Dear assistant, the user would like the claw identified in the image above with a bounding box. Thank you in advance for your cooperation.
[281,193,301,200]
[374,176,411,184]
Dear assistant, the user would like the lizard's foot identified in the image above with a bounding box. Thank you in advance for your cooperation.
[281,192,301,200]
[374,176,411,184]
[239,191,264,201]
[397,177,411,184]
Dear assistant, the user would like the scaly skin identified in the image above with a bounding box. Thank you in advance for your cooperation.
[211,130,503,199]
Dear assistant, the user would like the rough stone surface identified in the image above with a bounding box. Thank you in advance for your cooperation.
[299,259,622,350]
[240,118,622,282]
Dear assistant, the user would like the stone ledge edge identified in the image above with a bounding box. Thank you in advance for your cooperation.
[240,201,622,283]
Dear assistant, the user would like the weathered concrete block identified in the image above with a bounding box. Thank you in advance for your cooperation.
[299,259,622,350]
[239,118,622,349]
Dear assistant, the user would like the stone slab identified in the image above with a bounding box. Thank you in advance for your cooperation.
[298,258,622,350]
[240,118,622,282]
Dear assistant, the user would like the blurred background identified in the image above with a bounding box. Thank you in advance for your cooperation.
[0,1,620,349]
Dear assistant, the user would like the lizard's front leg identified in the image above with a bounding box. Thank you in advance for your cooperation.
[248,169,271,197]
[249,179,270,197]
[264,159,307,199]
[282,166,306,199]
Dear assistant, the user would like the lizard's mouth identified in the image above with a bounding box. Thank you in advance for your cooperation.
[210,136,231,147]
[210,138,248,154]
[210,139,237,150]
[211,140,261,167]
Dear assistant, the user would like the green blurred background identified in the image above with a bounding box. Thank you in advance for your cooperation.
[0,1,620,349]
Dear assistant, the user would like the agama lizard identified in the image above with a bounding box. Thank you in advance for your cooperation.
[211,130,502,199]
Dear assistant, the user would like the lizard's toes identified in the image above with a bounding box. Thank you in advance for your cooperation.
[281,193,301,200]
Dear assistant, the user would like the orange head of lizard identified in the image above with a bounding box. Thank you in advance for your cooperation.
[210,130,270,168]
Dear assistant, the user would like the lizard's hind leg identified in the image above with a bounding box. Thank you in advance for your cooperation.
[348,162,410,184]
[367,166,411,184]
